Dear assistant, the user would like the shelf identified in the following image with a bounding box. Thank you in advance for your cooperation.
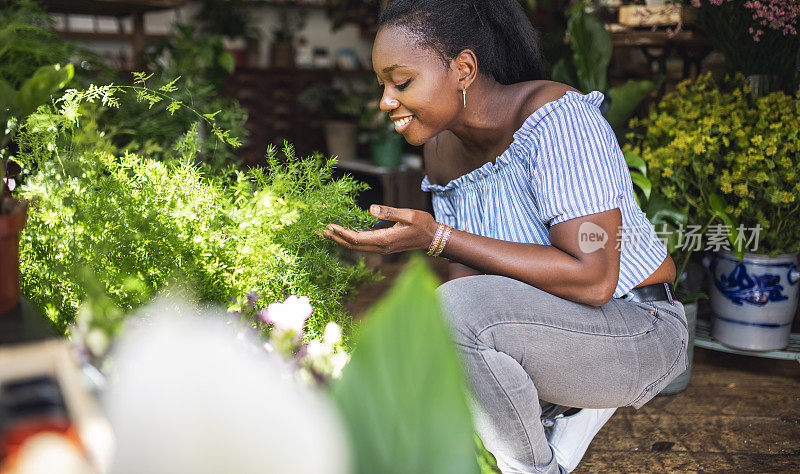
[608,27,711,47]
[233,67,374,75]
[694,319,800,364]
[39,0,188,17]
[243,0,327,8]
[54,31,170,42]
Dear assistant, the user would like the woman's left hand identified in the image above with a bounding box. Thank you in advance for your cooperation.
[322,205,438,254]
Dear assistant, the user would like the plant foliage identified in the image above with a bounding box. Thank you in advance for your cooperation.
[550,1,662,135]
[16,81,377,337]
[333,254,480,474]
[0,1,78,90]
[695,0,800,91]
[98,25,247,169]
[625,73,800,257]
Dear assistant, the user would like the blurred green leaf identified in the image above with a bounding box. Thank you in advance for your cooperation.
[333,255,479,474]
[630,172,651,201]
[606,78,661,132]
[217,51,235,74]
[475,433,500,474]
[0,25,15,57]
[567,8,610,93]
[623,150,647,177]
[0,78,17,130]
[646,194,688,228]
[15,63,74,116]
[550,58,578,89]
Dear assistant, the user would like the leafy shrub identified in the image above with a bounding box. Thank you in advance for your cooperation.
[625,73,800,256]
[16,82,377,337]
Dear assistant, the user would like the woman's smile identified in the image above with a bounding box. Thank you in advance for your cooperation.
[392,115,414,133]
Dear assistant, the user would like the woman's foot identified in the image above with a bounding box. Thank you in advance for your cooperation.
[547,407,617,472]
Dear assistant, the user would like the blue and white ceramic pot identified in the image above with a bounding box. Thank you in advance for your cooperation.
[707,250,800,351]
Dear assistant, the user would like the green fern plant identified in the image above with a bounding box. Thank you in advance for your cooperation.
[16,77,378,339]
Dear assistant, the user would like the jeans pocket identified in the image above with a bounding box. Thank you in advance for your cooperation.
[607,298,660,336]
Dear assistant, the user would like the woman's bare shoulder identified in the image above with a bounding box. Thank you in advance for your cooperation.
[517,80,581,123]
[422,81,580,184]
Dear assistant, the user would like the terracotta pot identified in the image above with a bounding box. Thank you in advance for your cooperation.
[0,200,28,313]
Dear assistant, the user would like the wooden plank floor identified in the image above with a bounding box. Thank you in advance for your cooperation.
[345,255,800,473]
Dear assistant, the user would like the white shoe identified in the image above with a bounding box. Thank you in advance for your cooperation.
[547,407,617,472]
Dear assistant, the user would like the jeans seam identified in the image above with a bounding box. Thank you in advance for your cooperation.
[627,335,687,407]
[478,350,541,471]
[474,318,657,340]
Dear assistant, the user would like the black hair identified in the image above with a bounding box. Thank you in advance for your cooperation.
[378,0,545,85]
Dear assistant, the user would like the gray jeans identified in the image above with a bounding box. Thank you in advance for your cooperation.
[436,275,689,474]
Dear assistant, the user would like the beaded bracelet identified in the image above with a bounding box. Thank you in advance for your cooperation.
[426,223,446,256]
[431,224,453,257]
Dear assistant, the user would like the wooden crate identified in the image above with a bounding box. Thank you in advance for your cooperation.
[618,4,697,27]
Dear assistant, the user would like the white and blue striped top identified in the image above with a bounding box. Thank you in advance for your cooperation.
[420,90,667,298]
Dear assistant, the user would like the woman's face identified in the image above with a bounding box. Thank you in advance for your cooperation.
[372,25,462,146]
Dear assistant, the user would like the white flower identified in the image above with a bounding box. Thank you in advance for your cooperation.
[323,322,342,346]
[266,295,312,333]
[306,340,327,358]
[86,328,109,357]
[106,300,351,474]
[330,352,350,379]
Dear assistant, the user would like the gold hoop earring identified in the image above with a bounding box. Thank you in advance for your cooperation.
[462,88,467,109]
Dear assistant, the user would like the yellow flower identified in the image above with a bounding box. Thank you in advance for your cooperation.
[765,146,777,156]
[693,142,706,154]
[734,184,748,197]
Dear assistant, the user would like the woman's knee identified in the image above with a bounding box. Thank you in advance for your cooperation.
[436,275,515,346]
[436,276,486,344]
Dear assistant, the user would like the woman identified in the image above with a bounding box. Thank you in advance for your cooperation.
[321,1,689,472]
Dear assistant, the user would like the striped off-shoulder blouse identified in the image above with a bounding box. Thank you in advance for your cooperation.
[420,90,667,298]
